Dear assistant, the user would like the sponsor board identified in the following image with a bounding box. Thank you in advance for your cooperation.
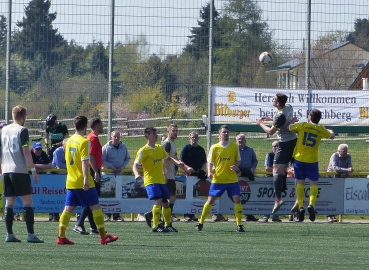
[344,178,369,215]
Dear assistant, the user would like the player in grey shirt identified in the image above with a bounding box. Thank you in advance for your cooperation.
[256,93,298,214]
[0,105,43,243]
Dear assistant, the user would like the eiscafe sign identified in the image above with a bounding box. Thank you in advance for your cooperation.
[211,87,369,125]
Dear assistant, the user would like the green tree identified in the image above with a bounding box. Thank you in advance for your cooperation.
[213,0,272,86]
[12,0,66,65]
[352,18,369,51]
[0,15,7,59]
[85,41,109,79]
[183,3,221,60]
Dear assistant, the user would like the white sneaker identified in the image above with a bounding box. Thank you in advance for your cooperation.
[136,214,146,222]
[290,201,299,213]
[272,199,285,214]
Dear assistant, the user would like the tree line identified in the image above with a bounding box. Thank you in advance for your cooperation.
[0,0,368,123]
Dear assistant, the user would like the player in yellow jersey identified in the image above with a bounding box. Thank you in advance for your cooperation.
[288,109,334,222]
[195,125,245,232]
[133,127,184,233]
[56,116,118,245]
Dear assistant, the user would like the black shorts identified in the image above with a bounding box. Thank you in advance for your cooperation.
[3,173,32,197]
[166,179,177,196]
[274,138,297,165]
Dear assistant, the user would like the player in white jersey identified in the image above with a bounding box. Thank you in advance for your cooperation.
[0,105,43,243]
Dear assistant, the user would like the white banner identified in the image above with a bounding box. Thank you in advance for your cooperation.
[344,178,369,215]
[211,86,369,125]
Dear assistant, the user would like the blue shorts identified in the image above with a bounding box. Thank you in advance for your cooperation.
[146,184,170,201]
[294,160,319,181]
[208,182,241,198]
[65,188,100,207]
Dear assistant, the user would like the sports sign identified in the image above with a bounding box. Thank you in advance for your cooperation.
[211,86,369,126]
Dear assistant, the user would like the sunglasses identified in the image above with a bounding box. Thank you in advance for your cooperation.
[272,145,279,147]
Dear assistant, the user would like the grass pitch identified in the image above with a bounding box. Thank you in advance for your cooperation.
[1,220,369,270]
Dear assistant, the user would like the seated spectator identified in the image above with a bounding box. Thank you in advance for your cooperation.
[327,144,353,178]
[31,142,56,221]
[102,131,131,222]
[326,144,353,223]
[236,134,258,222]
[52,138,68,172]
[31,142,52,174]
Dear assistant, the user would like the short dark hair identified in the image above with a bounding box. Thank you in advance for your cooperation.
[275,93,288,106]
[74,116,88,131]
[309,109,322,124]
[219,125,229,132]
[144,127,157,137]
[90,117,102,129]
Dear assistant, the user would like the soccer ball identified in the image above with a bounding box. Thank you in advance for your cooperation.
[259,52,273,65]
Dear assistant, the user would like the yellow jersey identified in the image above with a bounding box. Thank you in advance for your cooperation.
[289,122,331,163]
[207,141,241,184]
[134,144,168,186]
[65,134,95,189]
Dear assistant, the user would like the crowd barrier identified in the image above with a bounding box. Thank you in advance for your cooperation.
[0,174,368,215]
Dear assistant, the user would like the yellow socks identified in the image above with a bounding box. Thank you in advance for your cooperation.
[152,205,161,229]
[234,203,243,226]
[162,207,171,227]
[296,184,305,208]
[309,185,318,207]
[199,202,212,224]
[92,209,106,238]
[58,210,72,237]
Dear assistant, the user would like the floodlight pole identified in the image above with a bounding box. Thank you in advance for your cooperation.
[306,0,312,112]
[5,0,12,123]
[108,0,115,136]
[207,0,214,151]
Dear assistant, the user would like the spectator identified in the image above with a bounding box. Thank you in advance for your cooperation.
[180,131,207,222]
[31,141,55,221]
[52,138,68,171]
[102,131,131,222]
[326,144,353,222]
[44,113,69,162]
[236,134,259,222]
[31,142,52,174]
[327,144,353,178]
[260,141,283,223]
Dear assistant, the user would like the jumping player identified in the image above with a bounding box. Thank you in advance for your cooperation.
[288,109,334,222]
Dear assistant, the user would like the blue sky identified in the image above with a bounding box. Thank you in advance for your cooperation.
[1,0,367,55]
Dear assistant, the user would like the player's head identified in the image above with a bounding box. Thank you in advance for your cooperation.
[74,115,88,133]
[308,109,322,124]
[144,127,158,142]
[273,93,288,107]
[167,123,178,140]
[90,117,103,134]
[218,125,229,142]
[12,105,27,125]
